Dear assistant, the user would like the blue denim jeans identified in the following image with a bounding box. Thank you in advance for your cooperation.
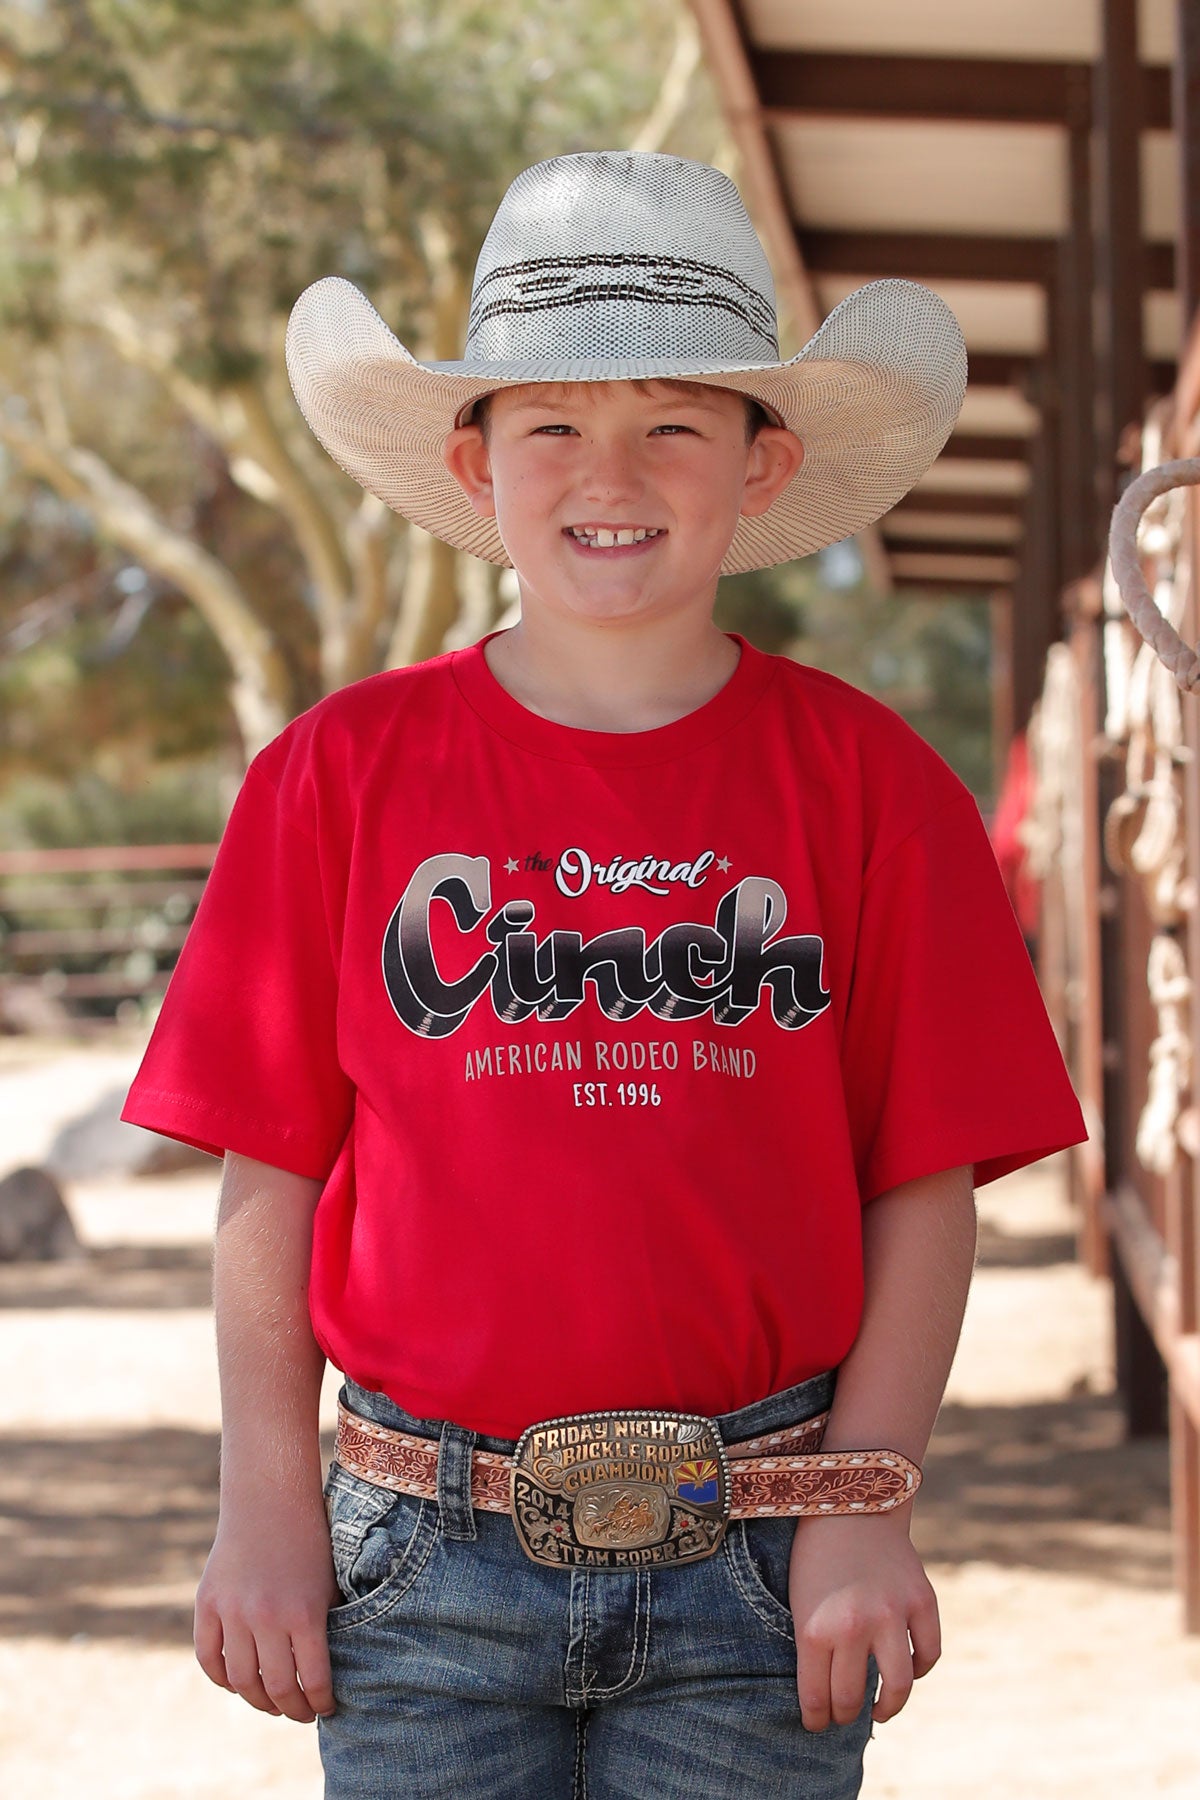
[318,1371,878,1799]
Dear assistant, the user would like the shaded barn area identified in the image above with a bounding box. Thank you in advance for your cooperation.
[690,0,1200,1631]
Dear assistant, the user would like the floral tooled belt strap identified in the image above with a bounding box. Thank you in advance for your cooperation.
[333,1402,922,1573]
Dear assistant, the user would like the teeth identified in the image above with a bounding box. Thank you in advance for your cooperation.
[568,526,661,546]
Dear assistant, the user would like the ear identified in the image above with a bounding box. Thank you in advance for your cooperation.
[443,424,496,518]
[739,426,805,519]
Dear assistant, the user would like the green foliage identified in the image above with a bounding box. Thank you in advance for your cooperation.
[2,0,687,370]
[719,558,995,802]
[0,0,707,836]
[0,759,230,851]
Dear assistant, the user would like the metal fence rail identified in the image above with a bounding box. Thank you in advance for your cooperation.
[0,844,216,1026]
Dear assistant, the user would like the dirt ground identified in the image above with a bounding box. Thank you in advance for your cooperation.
[0,1035,1198,1799]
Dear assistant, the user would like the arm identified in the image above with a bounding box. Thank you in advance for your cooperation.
[192,1151,340,1723]
[787,1162,977,1731]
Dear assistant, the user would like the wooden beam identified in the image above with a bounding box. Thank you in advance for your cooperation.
[966,352,1035,386]
[803,231,1056,284]
[891,575,1012,595]
[989,594,1014,801]
[1093,0,1147,507]
[1057,120,1099,579]
[941,434,1030,461]
[1146,241,1179,291]
[804,230,1173,290]
[1104,1186,1196,1427]
[883,535,1019,558]
[749,51,1170,131]
[891,490,1021,516]
[687,0,822,344]
[965,353,1173,390]
[1175,0,1200,325]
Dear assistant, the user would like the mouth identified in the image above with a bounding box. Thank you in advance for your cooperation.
[563,524,666,552]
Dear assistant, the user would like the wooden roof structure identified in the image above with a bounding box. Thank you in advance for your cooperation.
[691,0,1187,731]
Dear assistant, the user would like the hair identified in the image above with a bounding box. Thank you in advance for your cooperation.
[469,380,776,446]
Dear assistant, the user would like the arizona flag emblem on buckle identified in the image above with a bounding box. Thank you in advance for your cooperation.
[510,1408,731,1570]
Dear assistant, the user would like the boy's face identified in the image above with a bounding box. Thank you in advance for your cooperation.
[443,379,804,630]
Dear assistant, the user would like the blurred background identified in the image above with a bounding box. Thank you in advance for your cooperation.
[1,2,1199,1795]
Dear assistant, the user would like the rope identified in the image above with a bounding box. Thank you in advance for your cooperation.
[1108,458,1200,692]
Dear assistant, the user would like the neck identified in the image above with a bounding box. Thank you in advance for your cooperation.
[481,609,741,733]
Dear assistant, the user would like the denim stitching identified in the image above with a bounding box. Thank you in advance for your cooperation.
[565,1569,591,1709]
[580,1570,651,1699]
[573,1710,588,1799]
[326,1505,439,1634]
[723,1525,795,1642]
[580,1571,591,1693]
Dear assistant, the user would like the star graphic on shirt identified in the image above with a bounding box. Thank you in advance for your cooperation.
[504,856,520,874]
[716,855,732,872]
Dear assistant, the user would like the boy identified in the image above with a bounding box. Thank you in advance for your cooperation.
[122,152,1087,1799]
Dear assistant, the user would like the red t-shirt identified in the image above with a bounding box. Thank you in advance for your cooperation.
[121,631,1087,1437]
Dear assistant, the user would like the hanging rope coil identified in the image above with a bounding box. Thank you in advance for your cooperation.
[1108,458,1200,691]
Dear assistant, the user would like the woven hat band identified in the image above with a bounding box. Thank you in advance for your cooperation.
[465,252,780,363]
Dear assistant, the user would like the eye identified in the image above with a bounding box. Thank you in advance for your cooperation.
[651,423,696,435]
[532,423,578,435]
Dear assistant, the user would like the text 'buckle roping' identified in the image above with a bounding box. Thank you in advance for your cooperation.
[510,1408,731,1570]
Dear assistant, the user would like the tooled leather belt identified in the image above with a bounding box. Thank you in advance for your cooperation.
[334,1401,921,1572]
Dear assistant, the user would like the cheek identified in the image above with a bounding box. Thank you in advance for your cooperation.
[489,474,562,556]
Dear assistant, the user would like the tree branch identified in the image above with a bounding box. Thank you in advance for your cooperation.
[230,376,356,655]
[0,401,292,755]
[628,9,700,155]
[92,306,357,685]
[344,490,394,681]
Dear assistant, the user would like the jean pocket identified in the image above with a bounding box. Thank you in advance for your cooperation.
[723,1515,797,1639]
[324,1461,438,1632]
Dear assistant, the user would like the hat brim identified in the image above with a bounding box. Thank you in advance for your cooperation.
[284,276,967,576]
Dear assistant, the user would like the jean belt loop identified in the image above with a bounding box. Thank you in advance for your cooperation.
[436,1422,478,1540]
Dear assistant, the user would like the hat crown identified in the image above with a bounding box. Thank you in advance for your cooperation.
[464,151,780,366]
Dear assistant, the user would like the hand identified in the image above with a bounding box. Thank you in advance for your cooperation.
[787,1511,941,1731]
[193,1489,342,1723]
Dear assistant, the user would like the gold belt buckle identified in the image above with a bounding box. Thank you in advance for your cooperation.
[510,1408,731,1571]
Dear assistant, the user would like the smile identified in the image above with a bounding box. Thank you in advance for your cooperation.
[565,525,665,548]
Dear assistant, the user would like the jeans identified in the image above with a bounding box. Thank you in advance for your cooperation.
[318,1370,878,1799]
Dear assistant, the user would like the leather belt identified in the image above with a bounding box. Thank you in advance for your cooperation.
[334,1401,922,1572]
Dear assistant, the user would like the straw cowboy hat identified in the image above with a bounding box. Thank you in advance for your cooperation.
[284,150,967,575]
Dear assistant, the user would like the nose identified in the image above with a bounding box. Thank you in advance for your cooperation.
[578,432,646,505]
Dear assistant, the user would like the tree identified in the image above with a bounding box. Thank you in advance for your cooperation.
[0,0,708,755]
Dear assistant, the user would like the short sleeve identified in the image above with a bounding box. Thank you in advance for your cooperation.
[841,790,1088,1200]
[120,760,354,1179]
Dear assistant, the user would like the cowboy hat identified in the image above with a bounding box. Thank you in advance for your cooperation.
[284,150,967,575]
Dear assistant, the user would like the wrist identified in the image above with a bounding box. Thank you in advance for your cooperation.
[219,1451,326,1513]
[792,1501,914,1540]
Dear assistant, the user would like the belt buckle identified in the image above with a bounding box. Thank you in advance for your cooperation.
[510,1408,731,1571]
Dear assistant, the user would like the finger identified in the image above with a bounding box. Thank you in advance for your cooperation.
[292,1625,337,1718]
[869,1625,915,1724]
[828,1641,871,1727]
[193,1602,234,1692]
[258,1643,319,1724]
[796,1633,833,1732]
[909,1589,942,1678]
[221,1621,283,1716]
